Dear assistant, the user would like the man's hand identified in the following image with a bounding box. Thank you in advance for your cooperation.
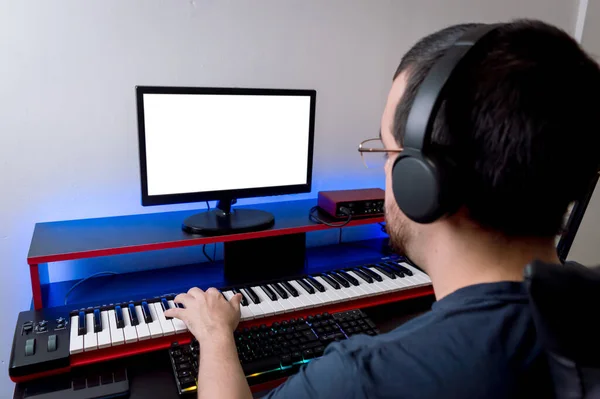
[164,287,242,342]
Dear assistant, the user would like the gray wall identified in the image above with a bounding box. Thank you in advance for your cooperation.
[0,0,579,394]
[568,0,600,266]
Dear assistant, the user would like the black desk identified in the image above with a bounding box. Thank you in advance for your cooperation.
[14,297,434,399]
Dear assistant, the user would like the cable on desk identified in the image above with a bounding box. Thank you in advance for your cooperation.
[203,201,215,263]
[64,271,118,305]
[309,206,352,227]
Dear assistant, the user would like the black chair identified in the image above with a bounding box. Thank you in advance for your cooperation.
[525,260,600,398]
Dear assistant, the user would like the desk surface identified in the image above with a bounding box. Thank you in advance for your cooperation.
[14,297,433,399]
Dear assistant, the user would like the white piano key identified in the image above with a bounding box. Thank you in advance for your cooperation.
[242,289,265,319]
[147,302,164,338]
[400,263,432,284]
[257,286,285,315]
[69,315,84,354]
[250,286,277,316]
[289,280,317,307]
[326,277,354,300]
[312,284,337,306]
[347,272,378,296]
[314,277,344,303]
[97,311,112,349]
[341,282,364,299]
[134,305,151,341]
[168,300,188,333]
[281,286,307,311]
[108,309,125,346]
[298,280,324,306]
[347,271,379,296]
[335,274,365,298]
[353,282,375,298]
[380,270,411,290]
[369,267,399,294]
[152,302,175,336]
[368,268,400,292]
[269,284,296,313]
[346,280,370,299]
[83,313,98,351]
[224,291,254,321]
[121,307,138,344]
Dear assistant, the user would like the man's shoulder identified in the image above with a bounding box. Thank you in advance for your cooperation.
[324,282,541,397]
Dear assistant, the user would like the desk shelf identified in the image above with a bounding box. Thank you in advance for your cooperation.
[28,199,385,309]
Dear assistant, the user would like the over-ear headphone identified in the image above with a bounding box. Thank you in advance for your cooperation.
[392,24,501,223]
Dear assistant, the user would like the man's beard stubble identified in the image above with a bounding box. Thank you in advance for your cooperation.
[385,200,412,257]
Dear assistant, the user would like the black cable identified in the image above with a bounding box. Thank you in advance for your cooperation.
[309,206,352,227]
[203,244,214,263]
[203,201,215,263]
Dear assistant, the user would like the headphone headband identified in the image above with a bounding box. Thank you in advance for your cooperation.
[403,24,501,151]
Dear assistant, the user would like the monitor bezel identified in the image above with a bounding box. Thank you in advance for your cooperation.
[135,85,316,206]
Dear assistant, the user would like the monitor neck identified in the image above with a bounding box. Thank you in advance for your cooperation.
[216,199,237,216]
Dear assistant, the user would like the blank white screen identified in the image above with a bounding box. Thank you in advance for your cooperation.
[142,93,312,196]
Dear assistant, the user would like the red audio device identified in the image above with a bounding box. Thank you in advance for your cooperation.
[317,188,385,219]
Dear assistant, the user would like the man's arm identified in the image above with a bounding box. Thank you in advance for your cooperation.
[164,287,252,399]
[197,332,251,399]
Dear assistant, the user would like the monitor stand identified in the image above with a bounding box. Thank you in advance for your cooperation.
[182,199,275,236]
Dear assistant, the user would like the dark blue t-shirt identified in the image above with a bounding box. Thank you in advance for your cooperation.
[263,282,549,399]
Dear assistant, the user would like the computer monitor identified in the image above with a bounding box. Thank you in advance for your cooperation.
[135,86,316,235]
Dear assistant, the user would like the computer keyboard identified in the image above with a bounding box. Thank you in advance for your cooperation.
[169,309,379,395]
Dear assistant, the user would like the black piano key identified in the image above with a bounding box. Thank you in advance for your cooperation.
[93,309,102,333]
[331,271,353,287]
[337,270,359,286]
[161,298,172,320]
[281,281,299,297]
[360,266,383,282]
[387,262,413,276]
[244,287,261,304]
[327,272,350,288]
[260,285,277,301]
[296,279,315,294]
[320,274,340,289]
[271,283,288,299]
[115,306,125,329]
[78,311,86,335]
[306,276,325,292]
[382,263,405,277]
[351,268,373,283]
[141,301,152,323]
[232,288,249,306]
[374,265,397,279]
[128,303,139,326]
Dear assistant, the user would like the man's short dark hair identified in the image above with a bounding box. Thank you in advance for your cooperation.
[393,20,600,237]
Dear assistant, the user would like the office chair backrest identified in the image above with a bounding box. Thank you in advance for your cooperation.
[524,260,600,399]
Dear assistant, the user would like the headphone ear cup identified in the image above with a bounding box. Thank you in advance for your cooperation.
[392,152,454,223]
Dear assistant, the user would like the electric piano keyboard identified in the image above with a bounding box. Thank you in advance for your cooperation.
[10,259,432,383]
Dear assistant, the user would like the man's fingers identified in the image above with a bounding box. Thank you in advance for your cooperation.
[188,287,205,299]
[230,293,242,313]
[163,307,184,320]
[174,293,194,308]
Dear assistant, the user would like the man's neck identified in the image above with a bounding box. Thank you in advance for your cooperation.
[417,224,560,301]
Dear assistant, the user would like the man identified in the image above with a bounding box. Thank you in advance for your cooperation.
[165,20,600,398]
